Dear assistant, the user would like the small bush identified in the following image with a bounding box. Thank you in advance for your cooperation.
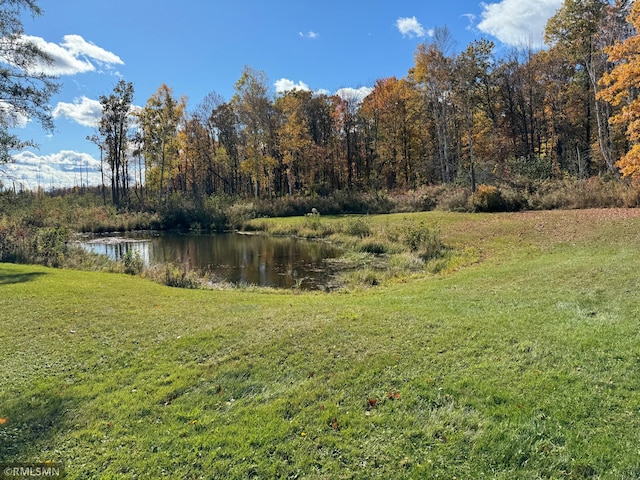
[303,214,323,232]
[159,194,230,232]
[226,201,256,229]
[122,249,145,275]
[0,218,30,263]
[153,263,202,289]
[518,177,640,211]
[300,215,335,237]
[470,185,506,212]
[499,186,528,211]
[343,217,371,238]
[401,222,444,261]
[437,188,471,212]
[33,226,69,267]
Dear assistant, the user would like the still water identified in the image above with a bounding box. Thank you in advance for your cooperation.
[76,232,341,290]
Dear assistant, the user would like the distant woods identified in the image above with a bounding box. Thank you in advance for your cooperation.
[91,1,639,209]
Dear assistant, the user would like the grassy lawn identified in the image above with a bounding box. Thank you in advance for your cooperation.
[1,209,640,479]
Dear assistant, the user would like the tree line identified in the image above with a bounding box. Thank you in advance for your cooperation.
[90,1,640,207]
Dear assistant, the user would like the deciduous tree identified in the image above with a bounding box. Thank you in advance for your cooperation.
[454,39,495,191]
[598,1,640,178]
[275,89,314,195]
[233,67,277,197]
[193,92,234,195]
[138,84,186,205]
[546,0,611,176]
[98,79,134,207]
[411,29,458,183]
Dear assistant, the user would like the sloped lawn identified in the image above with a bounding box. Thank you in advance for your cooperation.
[1,209,640,478]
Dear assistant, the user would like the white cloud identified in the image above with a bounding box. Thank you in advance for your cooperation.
[477,0,563,47]
[53,96,103,128]
[298,31,319,39]
[2,34,123,76]
[0,150,103,190]
[335,87,373,103]
[52,98,142,129]
[396,16,428,38]
[60,35,123,66]
[275,78,311,94]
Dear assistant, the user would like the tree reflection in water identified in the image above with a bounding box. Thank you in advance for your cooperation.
[76,232,340,290]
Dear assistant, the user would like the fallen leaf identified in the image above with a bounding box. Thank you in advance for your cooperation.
[0,417,8,425]
[331,418,339,431]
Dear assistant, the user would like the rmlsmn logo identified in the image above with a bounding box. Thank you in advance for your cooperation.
[0,463,65,479]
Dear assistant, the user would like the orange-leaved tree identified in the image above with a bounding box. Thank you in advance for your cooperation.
[598,1,640,178]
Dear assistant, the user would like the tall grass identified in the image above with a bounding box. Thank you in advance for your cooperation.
[2,177,639,233]
[246,214,450,289]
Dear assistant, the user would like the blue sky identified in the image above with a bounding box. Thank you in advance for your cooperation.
[1,0,563,190]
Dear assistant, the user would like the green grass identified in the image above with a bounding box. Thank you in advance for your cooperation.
[2,209,640,478]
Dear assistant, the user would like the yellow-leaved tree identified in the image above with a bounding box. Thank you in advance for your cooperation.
[598,1,640,178]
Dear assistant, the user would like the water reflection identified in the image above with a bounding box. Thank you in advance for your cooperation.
[76,232,341,290]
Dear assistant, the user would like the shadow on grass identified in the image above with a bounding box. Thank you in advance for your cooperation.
[0,386,74,463]
[0,271,47,286]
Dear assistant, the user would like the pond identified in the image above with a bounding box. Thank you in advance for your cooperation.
[75,232,342,290]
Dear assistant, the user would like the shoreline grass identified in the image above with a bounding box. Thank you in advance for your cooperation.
[1,209,640,478]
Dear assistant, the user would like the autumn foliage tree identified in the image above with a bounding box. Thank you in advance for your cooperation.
[598,1,640,179]
[411,31,457,184]
[361,77,423,190]
[137,84,185,205]
[233,67,278,197]
[275,89,315,195]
